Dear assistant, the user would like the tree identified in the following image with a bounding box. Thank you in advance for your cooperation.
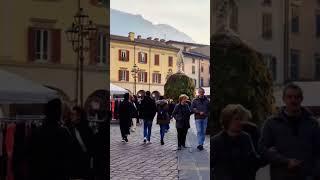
[164,72,196,103]
[209,32,275,134]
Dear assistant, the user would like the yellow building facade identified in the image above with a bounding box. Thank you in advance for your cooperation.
[110,33,179,95]
[0,0,108,106]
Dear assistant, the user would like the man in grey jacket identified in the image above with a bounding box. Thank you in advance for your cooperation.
[191,87,210,151]
[259,83,320,180]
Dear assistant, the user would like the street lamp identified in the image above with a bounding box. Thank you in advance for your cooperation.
[65,8,97,107]
[131,64,140,95]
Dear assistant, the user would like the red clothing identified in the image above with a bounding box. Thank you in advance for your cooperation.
[5,123,16,180]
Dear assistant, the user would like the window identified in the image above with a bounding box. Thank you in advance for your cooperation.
[194,79,197,87]
[138,52,147,64]
[316,13,320,37]
[192,66,196,74]
[138,71,148,83]
[154,54,160,65]
[291,5,300,33]
[201,65,204,73]
[263,55,277,80]
[192,58,195,64]
[315,54,320,80]
[97,33,107,64]
[168,56,173,67]
[118,70,129,81]
[262,13,272,39]
[230,4,238,32]
[119,49,129,61]
[152,73,161,84]
[35,29,49,61]
[200,77,204,87]
[290,49,300,80]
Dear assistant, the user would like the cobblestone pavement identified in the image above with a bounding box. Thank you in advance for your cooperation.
[110,117,179,180]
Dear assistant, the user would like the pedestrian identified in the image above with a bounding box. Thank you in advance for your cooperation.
[132,95,141,126]
[156,96,170,145]
[259,83,320,180]
[130,95,139,132]
[191,87,210,151]
[68,106,94,179]
[172,94,191,150]
[140,91,157,144]
[28,98,73,180]
[118,93,133,142]
[211,104,260,180]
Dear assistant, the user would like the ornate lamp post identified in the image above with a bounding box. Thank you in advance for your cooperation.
[131,64,140,95]
[65,8,97,107]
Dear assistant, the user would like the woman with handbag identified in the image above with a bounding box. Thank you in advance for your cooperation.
[156,96,170,145]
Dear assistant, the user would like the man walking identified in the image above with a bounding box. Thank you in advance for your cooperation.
[140,91,157,143]
[259,83,320,180]
[191,87,210,151]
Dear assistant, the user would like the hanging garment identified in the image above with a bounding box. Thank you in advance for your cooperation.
[0,125,3,157]
[0,125,7,179]
[5,123,16,180]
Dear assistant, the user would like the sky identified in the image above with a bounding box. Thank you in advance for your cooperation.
[110,0,210,45]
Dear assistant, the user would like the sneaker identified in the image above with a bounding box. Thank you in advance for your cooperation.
[177,146,182,150]
[182,145,186,148]
[147,141,151,144]
[125,138,128,142]
[197,145,204,151]
[161,140,164,145]
[143,138,147,143]
[121,139,125,142]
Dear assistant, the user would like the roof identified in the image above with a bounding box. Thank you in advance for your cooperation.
[110,34,180,52]
[182,51,210,59]
[190,46,210,57]
[166,40,208,47]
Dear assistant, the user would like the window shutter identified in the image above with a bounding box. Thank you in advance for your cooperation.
[126,50,129,61]
[28,27,36,62]
[159,74,161,84]
[138,52,141,63]
[118,70,121,81]
[119,50,122,61]
[51,29,61,64]
[144,72,147,82]
[145,53,148,64]
[155,55,159,65]
[138,72,141,82]
[126,70,129,81]
[90,34,98,65]
[152,73,155,83]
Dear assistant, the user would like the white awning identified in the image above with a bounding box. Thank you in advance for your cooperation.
[110,83,128,95]
[0,70,58,104]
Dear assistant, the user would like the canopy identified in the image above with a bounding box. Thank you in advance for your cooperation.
[0,70,58,104]
[196,87,210,96]
[110,83,128,95]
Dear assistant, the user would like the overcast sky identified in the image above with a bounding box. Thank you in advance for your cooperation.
[110,0,210,45]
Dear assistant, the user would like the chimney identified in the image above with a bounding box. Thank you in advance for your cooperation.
[154,38,159,41]
[128,32,135,41]
[160,39,165,42]
[137,35,142,39]
[147,37,152,40]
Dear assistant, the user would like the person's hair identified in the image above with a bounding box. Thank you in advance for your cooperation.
[178,94,189,103]
[146,91,151,96]
[220,104,251,129]
[45,98,62,123]
[198,87,205,92]
[282,83,303,99]
[124,93,129,100]
[159,96,164,100]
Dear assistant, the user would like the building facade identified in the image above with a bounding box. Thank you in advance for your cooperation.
[0,0,109,108]
[110,33,179,95]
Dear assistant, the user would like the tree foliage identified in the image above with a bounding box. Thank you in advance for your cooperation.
[164,72,195,103]
[209,33,275,134]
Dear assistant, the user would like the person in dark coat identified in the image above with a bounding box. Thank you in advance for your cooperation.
[211,104,260,180]
[139,91,157,143]
[156,96,170,145]
[28,98,73,180]
[259,83,320,180]
[118,93,133,142]
[67,106,94,179]
[172,94,192,150]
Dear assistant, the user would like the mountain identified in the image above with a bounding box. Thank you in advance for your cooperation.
[110,9,195,43]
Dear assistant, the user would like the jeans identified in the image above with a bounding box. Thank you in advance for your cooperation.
[195,118,208,146]
[159,124,167,141]
[143,120,153,141]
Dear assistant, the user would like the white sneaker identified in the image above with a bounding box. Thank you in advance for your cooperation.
[147,141,151,144]
[121,139,125,142]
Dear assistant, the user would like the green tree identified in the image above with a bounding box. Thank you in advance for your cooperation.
[164,72,196,103]
[209,32,275,134]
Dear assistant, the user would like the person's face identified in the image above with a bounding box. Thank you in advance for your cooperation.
[181,98,188,104]
[198,89,205,97]
[283,88,302,113]
[71,110,80,124]
[228,114,243,133]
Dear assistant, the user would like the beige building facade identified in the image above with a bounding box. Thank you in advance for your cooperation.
[0,0,109,107]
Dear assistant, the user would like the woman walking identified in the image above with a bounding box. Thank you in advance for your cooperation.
[172,94,192,150]
[118,93,133,142]
[211,104,260,180]
[156,96,170,145]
